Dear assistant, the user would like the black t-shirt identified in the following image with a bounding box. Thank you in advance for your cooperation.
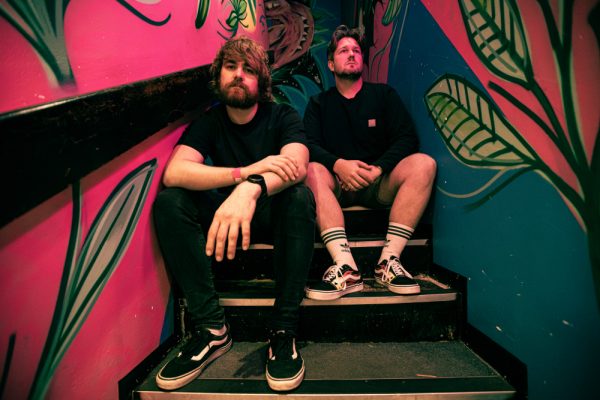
[179,102,306,169]
[303,82,418,174]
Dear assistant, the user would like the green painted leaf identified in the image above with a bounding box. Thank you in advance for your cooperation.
[425,75,534,168]
[382,0,403,26]
[459,0,531,85]
[238,0,247,15]
[227,12,237,28]
[195,0,210,29]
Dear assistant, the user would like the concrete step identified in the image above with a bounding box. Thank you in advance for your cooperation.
[136,340,515,399]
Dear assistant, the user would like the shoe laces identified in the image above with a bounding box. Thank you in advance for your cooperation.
[386,257,412,279]
[269,331,296,361]
[180,326,226,358]
[322,264,345,282]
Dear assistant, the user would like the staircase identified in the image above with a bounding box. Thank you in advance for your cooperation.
[133,207,516,399]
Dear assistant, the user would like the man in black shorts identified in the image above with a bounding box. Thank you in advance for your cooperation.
[304,25,436,300]
[153,36,315,391]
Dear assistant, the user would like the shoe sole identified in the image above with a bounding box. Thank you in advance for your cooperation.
[266,360,305,391]
[156,338,233,390]
[375,277,421,294]
[305,282,364,300]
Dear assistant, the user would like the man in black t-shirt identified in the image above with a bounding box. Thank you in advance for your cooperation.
[153,37,315,392]
[304,25,436,301]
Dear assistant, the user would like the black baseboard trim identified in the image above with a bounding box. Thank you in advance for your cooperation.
[463,323,528,399]
[118,334,179,400]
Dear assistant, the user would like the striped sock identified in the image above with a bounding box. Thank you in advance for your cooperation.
[378,223,414,264]
[321,227,357,271]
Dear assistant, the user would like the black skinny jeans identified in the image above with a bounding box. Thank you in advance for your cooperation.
[153,184,315,336]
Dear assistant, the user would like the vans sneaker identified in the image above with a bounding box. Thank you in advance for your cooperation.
[374,256,420,294]
[156,324,232,390]
[305,264,363,300]
[265,331,304,391]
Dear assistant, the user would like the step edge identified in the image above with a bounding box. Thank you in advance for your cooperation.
[219,292,457,307]
[137,376,515,399]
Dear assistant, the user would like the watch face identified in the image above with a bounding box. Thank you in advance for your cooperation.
[247,174,266,197]
[248,174,264,183]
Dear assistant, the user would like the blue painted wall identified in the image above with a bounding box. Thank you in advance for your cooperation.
[387,1,599,399]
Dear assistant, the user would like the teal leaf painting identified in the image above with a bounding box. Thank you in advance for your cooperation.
[29,159,157,399]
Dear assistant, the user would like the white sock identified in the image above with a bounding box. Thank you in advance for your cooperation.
[378,223,414,264]
[321,227,357,270]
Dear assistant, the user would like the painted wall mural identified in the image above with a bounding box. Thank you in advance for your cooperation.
[1,1,269,399]
[0,0,73,85]
[382,1,598,398]
[0,0,267,114]
[266,0,338,117]
[27,160,156,399]
[424,0,599,308]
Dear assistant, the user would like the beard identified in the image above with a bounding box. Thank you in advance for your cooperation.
[335,71,362,81]
[334,62,363,82]
[218,80,259,109]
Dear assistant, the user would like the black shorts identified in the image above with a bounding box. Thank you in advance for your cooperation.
[334,176,391,209]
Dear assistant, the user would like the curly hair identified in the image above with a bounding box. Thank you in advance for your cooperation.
[209,36,273,102]
[326,25,366,61]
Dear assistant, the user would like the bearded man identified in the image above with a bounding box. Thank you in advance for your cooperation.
[153,36,315,392]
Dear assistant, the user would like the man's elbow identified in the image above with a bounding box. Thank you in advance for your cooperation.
[162,169,178,187]
[296,162,308,182]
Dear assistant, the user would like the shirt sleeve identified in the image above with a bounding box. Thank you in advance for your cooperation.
[277,104,307,148]
[177,111,216,157]
[304,94,339,171]
[373,86,419,173]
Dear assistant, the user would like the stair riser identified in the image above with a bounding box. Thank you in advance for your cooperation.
[223,301,460,342]
[213,244,431,281]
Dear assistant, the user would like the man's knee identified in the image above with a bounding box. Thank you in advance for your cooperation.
[392,153,437,181]
[277,184,316,217]
[306,162,332,186]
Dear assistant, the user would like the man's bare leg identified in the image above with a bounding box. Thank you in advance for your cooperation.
[374,153,436,294]
[304,162,363,300]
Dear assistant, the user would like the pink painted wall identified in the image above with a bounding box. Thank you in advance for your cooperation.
[0,0,266,114]
[0,1,268,399]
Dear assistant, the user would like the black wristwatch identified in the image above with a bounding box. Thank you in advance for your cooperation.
[247,174,267,199]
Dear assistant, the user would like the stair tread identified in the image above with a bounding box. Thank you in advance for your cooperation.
[215,277,456,307]
[137,341,514,398]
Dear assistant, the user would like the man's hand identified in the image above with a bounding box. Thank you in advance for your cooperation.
[205,183,260,261]
[244,155,299,182]
[334,159,381,191]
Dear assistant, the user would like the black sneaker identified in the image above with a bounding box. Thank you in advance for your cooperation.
[265,331,304,391]
[305,264,364,300]
[156,324,232,390]
[374,256,420,294]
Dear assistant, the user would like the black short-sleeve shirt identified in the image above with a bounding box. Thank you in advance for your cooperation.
[179,102,306,169]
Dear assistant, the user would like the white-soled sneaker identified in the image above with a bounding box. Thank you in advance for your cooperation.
[305,264,363,300]
[374,256,420,294]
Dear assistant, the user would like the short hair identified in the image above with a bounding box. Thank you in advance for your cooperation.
[209,36,273,102]
[326,25,366,61]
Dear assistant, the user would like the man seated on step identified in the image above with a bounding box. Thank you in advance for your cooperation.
[303,25,436,301]
[153,36,315,392]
